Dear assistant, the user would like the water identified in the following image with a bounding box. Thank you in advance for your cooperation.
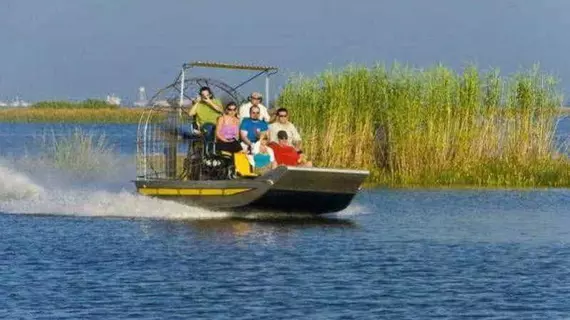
[1,122,569,319]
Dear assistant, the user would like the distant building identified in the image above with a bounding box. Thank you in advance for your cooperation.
[106,94,121,106]
[153,100,170,107]
[10,97,30,107]
[134,86,148,107]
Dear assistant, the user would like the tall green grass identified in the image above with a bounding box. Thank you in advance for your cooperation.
[277,63,570,187]
[37,128,118,175]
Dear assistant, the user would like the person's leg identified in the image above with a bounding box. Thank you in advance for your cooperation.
[201,123,215,140]
[229,140,243,153]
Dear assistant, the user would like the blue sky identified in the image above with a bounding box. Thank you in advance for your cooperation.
[1,0,569,103]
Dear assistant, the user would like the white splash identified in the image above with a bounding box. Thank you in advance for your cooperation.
[0,163,45,201]
[1,188,229,220]
[0,160,228,220]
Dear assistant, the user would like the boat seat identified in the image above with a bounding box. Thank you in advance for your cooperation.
[234,152,258,178]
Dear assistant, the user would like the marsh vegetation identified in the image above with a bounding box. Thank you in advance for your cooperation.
[278,63,570,187]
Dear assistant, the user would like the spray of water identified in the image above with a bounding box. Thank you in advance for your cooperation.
[0,162,45,202]
[0,156,229,220]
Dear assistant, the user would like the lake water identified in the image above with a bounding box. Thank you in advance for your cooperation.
[1,119,569,319]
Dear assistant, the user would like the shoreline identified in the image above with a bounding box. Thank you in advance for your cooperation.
[0,106,569,123]
[0,107,146,123]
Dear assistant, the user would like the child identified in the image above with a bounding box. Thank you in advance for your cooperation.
[248,132,277,173]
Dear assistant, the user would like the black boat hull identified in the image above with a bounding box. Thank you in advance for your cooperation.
[134,166,368,215]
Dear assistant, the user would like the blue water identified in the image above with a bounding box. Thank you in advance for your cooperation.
[1,122,569,319]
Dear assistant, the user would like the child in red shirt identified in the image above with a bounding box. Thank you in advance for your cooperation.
[270,131,313,167]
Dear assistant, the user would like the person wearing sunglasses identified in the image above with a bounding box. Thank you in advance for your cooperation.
[268,107,303,152]
[215,102,242,153]
[239,105,269,153]
[238,92,270,122]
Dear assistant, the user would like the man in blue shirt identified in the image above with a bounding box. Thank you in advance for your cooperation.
[240,105,268,152]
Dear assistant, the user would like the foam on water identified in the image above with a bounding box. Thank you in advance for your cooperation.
[0,159,229,220]
[335,203,371,217]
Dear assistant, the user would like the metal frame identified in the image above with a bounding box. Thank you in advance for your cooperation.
[176,61,279,107]
[137,61,279,182]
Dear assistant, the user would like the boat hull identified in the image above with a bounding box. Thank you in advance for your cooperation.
[134,166,368,215]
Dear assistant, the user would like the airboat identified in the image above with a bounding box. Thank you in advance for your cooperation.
[134,61,369,214]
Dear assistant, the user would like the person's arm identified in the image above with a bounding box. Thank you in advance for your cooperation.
[203,97,223,113]
[187,99,200,116]
[240,130,252,146]
[268,148,277,169]
[233,119,240,140]
[293,139,303,150]
[240,122,254,152]
[291,125,303,150]
[215,117,228,142]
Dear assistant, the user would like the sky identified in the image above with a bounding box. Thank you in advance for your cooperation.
[1,0,569,103]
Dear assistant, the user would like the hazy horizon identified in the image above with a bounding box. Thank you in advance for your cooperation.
[1,0,569,103]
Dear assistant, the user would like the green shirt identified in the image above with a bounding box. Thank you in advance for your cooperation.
[194,98,222,125]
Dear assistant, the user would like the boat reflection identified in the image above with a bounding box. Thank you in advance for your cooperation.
[140,214,357,243]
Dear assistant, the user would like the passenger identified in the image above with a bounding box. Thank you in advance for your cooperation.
[270,130,313,167]
[238,92,270,122]
[239,105,269,153]
[249,132,277,172]
[268,107,303,151]
[187,86,223,138]
[215,102,242,153]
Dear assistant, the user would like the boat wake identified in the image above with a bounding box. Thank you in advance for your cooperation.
[0,159,229,220]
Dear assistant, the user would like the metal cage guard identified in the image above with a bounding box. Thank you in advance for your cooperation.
[136,61,278,182]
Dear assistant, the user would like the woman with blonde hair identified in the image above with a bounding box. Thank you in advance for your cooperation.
[248,132,277,173]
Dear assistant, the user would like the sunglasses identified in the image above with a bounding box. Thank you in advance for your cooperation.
[251,97,261,100]
[227,108,236,111]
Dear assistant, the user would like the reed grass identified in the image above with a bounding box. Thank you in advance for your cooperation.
[0,107,145,123]
[277,63,570,187]
[37,127,117,175]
